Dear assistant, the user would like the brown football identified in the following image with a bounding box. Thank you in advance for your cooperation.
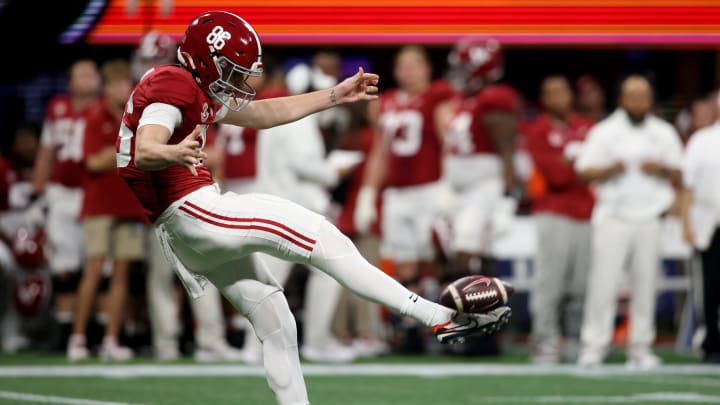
[439,276,514,314]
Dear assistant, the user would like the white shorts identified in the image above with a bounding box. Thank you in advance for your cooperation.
[45,184,85,273]
[449,178,504,255]
[380,182,443,262]
[157,185,325,278]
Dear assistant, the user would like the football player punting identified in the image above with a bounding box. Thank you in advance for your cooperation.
[436,39,524,276]
[117,11,510,405]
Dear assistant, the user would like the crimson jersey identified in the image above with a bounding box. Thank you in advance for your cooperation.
[82,102,146,221]
[378,80,454,187]
[116,65,219,223]
[445,84,519,156]
[217,87,287,181]
[217,125,258,180]
[524,113,595,220]
[41,96,94,188]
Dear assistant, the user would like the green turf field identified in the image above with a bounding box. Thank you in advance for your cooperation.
[1,351,718,405]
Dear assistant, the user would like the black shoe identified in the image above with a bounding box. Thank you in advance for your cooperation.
[701,352,720,364]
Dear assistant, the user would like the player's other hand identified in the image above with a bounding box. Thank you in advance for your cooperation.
[354,186,378,234]
[175,125,207,176]
[641,160,665,177]
[604,160,625,180]
[334,67,379,104]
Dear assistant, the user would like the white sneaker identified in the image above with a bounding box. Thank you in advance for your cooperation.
[194,343,246,362]
[532,340,561,365]
[352,339,389,358]
[66,334,89,362]
[154,345,180,361]
[99,337,134,362]
[238,348,263,365]
[2,335,29,354]
[577,349,603,368]
[626,351,662,370]
[302,341,357,363]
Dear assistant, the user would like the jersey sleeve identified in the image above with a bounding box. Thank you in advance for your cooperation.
[430,79,456,102]
[480,84,520,113]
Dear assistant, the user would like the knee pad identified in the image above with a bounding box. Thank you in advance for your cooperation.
[52,271,81,293]
[247,290,297,343]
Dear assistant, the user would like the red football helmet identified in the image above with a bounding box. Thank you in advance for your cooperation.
[177,11,264,111]
[11,226,46,269]
[447,38,504,92]
[132,31,178,81]
[12,272,51,317]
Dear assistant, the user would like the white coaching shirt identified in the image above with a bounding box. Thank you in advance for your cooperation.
[575,109,683,223]
[683,122,720,249]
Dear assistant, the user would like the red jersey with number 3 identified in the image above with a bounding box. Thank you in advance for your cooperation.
[116,65,218,223]
[41,96,94,188]
[445,84,520,156]
[379,80,454,187]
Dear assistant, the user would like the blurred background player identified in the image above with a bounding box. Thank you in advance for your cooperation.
[355,45,453,296]
[67,59,146,362]
[130,31,244,361]
[31,58,101,350]
[523,75,595,364]
[575,75,608,123]
[331,100,388,358]
[680,100,720,364]
[437,38,523,277]
[354,45,453,351]
[0,122,44,353]
[251,53,361,363]
[575,75,683,368]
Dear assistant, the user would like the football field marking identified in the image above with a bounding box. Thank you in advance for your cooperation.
[0,363,719,378]
[0,389,142,405]
[485,392,720,403]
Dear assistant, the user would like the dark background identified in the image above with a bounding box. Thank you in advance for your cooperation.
[1,0,718,149]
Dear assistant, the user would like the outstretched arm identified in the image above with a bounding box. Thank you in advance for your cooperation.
[219,67,379,129]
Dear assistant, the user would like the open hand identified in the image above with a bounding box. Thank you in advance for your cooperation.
[175,125,207,176]
[333,67,380,104]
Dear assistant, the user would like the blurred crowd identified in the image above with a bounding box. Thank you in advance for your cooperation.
[1,32,719,368]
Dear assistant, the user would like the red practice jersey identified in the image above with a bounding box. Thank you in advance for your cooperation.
[336,127,382,237]
[217,125,258,180]
[217,87,287,181]
[116,65,219,223]
[82,102,146,221]
[524,112,595,220]
[378,80,454,188]
[41,95,94,188]
[445,84,520,156]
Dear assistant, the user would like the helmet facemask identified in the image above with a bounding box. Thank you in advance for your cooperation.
[209,55,263,112]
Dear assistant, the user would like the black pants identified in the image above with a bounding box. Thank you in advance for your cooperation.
[700,227,720,355]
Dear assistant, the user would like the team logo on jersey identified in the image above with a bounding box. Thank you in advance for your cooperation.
[201,103,210,122]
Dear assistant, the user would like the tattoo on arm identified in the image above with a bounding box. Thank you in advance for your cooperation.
[330,88,337,105]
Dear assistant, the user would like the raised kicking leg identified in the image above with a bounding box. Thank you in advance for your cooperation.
[308,219,511,343]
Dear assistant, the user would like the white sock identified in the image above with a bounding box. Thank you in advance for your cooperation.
[309,220,455,327]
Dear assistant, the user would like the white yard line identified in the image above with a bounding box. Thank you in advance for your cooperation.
[0,390,142,405]
[484,392,720,403]
[579,374,720,389]
[0,363,719,378]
